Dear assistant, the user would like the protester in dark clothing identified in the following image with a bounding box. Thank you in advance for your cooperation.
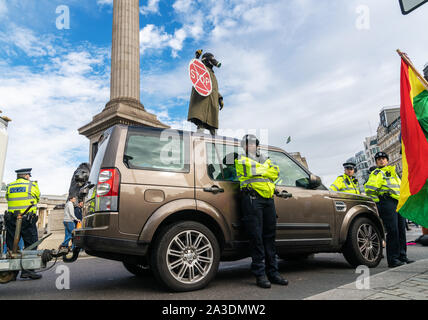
[74,201,83,222]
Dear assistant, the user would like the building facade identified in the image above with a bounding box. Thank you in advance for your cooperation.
[354,150,369,187]
[290,152,309,170]
[377,107,402,176]
[364,135,379,170]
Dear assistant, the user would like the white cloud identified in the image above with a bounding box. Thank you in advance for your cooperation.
[140,0,161,15]
[0,0,7,17]
[140,24,187,57]
[172,0,193,13]
[0,46,110,195]
[0,25,56,57]
[97,0,113,6]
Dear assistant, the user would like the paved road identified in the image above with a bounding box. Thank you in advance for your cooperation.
[1,227,426,300]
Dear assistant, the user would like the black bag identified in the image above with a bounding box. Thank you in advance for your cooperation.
[415,235,428,246]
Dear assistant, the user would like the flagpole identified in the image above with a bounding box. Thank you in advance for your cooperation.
[397,49,428,90]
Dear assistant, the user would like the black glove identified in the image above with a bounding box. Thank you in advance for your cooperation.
[219,97,224,110]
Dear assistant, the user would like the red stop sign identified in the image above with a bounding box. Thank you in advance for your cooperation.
[189,59,212,96]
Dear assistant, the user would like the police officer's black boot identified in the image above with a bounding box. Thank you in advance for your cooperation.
[256,275,271,289]
[268,273,288,286]
[20,270,42,280]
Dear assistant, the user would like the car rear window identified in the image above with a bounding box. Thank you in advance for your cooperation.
[124,128,190,172]
[88,132,111,185]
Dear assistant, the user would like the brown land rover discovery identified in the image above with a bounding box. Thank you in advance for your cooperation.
[74,125,385,292]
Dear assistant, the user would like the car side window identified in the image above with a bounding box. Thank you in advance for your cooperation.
[206,142,242,182]
[268,150,310,188]
[124,129,190,172]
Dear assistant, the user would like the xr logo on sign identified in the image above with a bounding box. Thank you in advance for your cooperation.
[189,59,212,97]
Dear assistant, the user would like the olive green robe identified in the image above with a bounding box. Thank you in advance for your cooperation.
[188,68,223,130]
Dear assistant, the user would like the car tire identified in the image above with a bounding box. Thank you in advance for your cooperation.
[343,217,383,268]
[123,261,151,277]
[150,221,220,292]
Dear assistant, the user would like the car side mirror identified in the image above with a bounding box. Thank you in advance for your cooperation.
[399,0,428,15]
[308,174,322,189]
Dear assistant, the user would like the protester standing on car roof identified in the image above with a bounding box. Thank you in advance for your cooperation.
[5,168,42,280]
[235,134,288,289]
[329,162,360,194]
[188,51,224,136]
[364,152,414,268]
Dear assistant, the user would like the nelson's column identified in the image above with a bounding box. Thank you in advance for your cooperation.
[79,0,168,162]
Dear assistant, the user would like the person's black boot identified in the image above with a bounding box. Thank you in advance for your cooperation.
[256,276,271,289]
[268,274,288,286]
[388,261,405,268]
[400,258,415,264]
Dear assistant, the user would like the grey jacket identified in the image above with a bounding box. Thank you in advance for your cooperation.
[64,201,78,222]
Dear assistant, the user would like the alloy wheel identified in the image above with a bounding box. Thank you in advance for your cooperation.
[357,223,381,263]
[166,230,213,284]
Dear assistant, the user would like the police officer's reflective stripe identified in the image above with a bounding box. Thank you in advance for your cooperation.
[7,205,33,211]
[342,187,356,191]
[7,196,33,201]
[241,178,271,185]
[7,182,26,187]
[385,184,400,189]
[250,162,257,176]
[365,185,378,191]
[242,159,247,177]
[331,184,340,191]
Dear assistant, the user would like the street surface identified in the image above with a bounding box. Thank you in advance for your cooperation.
[1,227,426,300]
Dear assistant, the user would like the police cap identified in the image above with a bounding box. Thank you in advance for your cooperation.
[374,152,389,161]
[343,162,356,170]
[15,168,32,176]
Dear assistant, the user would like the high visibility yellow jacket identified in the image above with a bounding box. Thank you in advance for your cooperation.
[6,178,40,214]
[330,174,360,195]
[235,155,280,199]
[364,166,401,203]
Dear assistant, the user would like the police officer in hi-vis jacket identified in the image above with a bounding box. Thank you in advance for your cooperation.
[5,168,42,279]
[235,134,288,288]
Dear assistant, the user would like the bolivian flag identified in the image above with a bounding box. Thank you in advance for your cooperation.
[397,56,428,228]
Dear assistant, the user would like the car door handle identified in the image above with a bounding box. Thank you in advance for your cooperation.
[276,190,293,198]
[203,185,225,194]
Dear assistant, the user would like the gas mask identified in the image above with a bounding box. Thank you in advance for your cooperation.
[198,52,221,69]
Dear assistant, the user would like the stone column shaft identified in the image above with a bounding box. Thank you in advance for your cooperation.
[111,0,140,102]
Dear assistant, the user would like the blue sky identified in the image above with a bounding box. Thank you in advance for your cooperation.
[0,0,427,194]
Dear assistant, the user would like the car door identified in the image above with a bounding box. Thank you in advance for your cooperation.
[194,136,245,241]
[267,149,335,246]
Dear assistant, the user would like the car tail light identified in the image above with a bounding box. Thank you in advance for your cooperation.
[96,168,120,211]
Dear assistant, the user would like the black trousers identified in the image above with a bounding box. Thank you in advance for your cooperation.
[5,215,39,250]
[377,197,407,265]
[241,192,279,278]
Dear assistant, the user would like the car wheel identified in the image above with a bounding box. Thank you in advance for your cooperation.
[150,221,220,292]
[123,261,151,277]
[343,217,383,268]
